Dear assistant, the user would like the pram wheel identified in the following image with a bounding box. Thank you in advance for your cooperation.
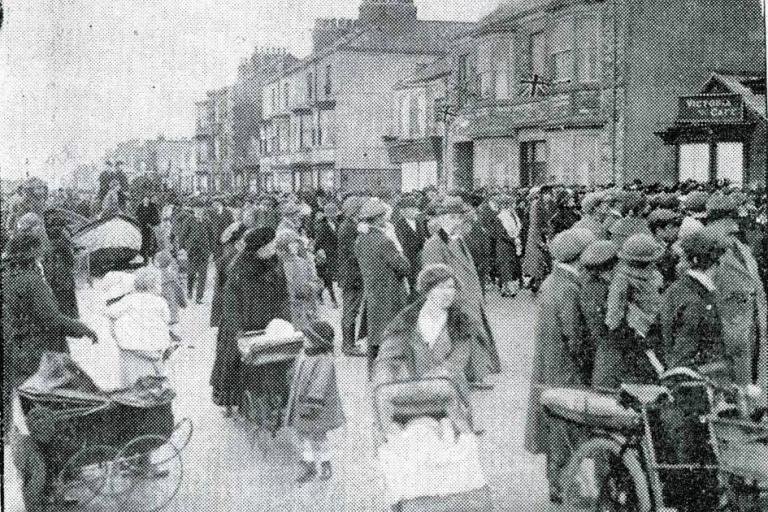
[596,454,645,512]
[56,444,119,509]
[114,434,183,512]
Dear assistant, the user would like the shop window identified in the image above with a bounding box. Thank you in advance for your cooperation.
[530,31,547,77]
[679,143,710,183]
[716,142,743,186]
[576,16,600,82]
[550,19,574,83]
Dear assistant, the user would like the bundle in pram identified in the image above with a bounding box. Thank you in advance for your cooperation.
[374,378,493,512]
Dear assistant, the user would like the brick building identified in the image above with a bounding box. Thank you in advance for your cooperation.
[258,0,472,192]
[438,0,766,189]
[195,87,234,194]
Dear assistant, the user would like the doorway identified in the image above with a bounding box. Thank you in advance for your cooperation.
[520,140,548,187]
[453,142,474,190]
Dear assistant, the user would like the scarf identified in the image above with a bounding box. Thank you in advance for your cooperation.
[498,209,521,239]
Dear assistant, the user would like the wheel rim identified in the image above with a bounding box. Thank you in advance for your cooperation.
[598,457,640,512]
[57,444,120,508]
[115,434,183,511]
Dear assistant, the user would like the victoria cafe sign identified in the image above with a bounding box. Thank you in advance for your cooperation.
[678,93,744,123]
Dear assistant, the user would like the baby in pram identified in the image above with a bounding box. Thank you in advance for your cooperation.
[374,379,492,512]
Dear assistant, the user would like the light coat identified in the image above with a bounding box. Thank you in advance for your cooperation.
[284,353,345,437]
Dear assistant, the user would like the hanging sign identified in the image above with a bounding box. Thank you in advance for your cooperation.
[678,94,743,122]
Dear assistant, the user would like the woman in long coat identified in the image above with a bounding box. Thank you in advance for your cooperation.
[275,229,322,331]
[524,229,593,504]
[490,195,524,297]
[374,264,474,409]
[135,196,160,263]
[209,227,291,417]
[209,223,247,329]
[521,190,549,291]
[43,218,79,318]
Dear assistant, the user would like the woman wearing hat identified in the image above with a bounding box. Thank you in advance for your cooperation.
[2,233,98,432]
[524,228,595,503]
[604,233,664,384]
[275,229,322,331]
[374,264,473,414]
[210,227,290,417]
[42,215,79,318]
[490,195,524,297]
[209,222,247,329]
[578,241,620,387]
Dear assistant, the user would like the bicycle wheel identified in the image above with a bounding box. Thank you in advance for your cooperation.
[57,444,120,509]
[561,437,651,512]
[115,434,183,512]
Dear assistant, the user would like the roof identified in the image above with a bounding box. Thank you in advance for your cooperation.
[703,72,766,120]
[338,20,473,54]
[396,55,450,88]
[475,0,555,32]
[273,19,473,82]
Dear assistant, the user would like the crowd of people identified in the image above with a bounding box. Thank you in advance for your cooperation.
[2,172,767,497]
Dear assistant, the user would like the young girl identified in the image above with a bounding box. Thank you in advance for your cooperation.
[106,266,173,389]
[284,321,345,484]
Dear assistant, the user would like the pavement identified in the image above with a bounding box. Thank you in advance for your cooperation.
[3,274,557,511]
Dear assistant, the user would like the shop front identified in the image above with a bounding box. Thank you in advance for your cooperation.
[656,73,766,188]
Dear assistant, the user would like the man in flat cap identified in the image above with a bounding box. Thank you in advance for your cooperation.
[354,198,411,373]
[337,196,366,357]
[394,195,426,295]
[707,194,767,396]
[422,197,501,389]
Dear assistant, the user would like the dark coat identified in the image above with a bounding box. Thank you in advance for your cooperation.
[337,218,362,290]
[421,231,501,379]
[209,243,239,328]
[660,273,728,375]
[394,217,426,284]
[2,264,93,389]
[284,354,345,436]
[579,273,615,387]
[464,220,491,285]
[209,208,234,253]
[489,215,523,284]
[43,236,79,318]
[354,227,411,347]
[135,203,160,257]
[524,265,585,455]
[209,254,291,406]
[180,217,214,260]
[374,301,473,406]
[314,218,339,280]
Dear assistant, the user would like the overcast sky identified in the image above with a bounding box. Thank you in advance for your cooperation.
[0,1,765,184]
[0,0,499,183]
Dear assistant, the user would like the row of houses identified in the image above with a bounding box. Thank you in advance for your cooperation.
[196,0,767,194]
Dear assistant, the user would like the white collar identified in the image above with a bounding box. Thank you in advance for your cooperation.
[687,269,716,292]
[556,262,580,276]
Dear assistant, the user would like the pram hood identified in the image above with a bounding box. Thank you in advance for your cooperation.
[373,378,470,435]
[18,352,175,408]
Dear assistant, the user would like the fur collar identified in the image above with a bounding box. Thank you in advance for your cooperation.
[384,299,473,340]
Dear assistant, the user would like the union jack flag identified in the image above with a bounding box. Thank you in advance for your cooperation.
[519,74,551,98]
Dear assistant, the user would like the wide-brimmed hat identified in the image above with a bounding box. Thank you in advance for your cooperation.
[243,227,275,253]
[1,232,43,263]
[618,233,664,262]
[358,198,388,220]
[581,191,606,214]
[679,228,726,262]
[342,196,366,218]
[682,191,709,218]
[706,193,739,221]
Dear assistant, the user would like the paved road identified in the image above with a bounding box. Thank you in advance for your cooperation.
[4,277,556,511]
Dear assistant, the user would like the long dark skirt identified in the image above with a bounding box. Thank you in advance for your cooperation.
[210,328,242,407]
[495,239,522,284]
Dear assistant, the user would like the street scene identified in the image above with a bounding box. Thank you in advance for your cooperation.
[1,1,768,511]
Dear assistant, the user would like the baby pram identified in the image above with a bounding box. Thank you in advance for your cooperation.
[374,378,494,512]
[11,352,193,512]
[237,322,305,449]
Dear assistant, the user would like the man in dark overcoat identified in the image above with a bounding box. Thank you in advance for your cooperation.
[315,203,340,307]
[354,198,411,373]
[337,197,366,357]
[393,195,426,296]
[180,207,214,303]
